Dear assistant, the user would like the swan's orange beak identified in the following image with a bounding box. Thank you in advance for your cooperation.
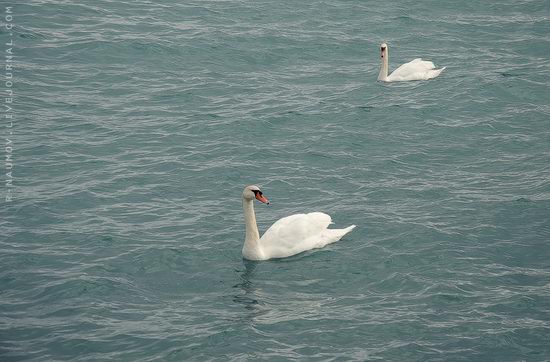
[255,193,269,204]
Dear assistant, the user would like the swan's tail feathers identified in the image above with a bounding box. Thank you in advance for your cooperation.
[344,225,357,235]
[428,67,446,80]
[342,225,356,235]
[322,225,356,246]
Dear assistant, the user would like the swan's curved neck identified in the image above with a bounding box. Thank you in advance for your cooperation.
[378,49,389,81]
[242,198,262,258]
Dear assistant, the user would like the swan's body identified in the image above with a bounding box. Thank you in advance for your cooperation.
[378,43,445,82]
[241,185,356,261]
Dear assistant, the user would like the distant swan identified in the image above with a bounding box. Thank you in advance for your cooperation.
[241,185,356,261]
[377,43,445,82]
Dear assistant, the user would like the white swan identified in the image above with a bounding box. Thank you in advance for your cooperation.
[377,43,445,82]
[241,185,356,261]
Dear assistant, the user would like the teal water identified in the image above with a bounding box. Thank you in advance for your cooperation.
[2,0,550,360]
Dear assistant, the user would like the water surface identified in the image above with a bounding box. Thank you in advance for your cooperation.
[2,0,550,360]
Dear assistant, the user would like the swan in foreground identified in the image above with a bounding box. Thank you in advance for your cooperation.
[377,43,445,82]
[241,185,356,261]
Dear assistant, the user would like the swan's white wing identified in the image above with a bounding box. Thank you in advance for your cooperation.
[392,58,434,74]
[261,212,331,247]
[259,212,355,259]
[388,58,444,81]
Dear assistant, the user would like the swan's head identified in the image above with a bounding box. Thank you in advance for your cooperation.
[243,185,270,204]
[380,43,388,58]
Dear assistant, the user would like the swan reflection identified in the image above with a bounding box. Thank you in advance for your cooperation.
[232,260,260,311]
